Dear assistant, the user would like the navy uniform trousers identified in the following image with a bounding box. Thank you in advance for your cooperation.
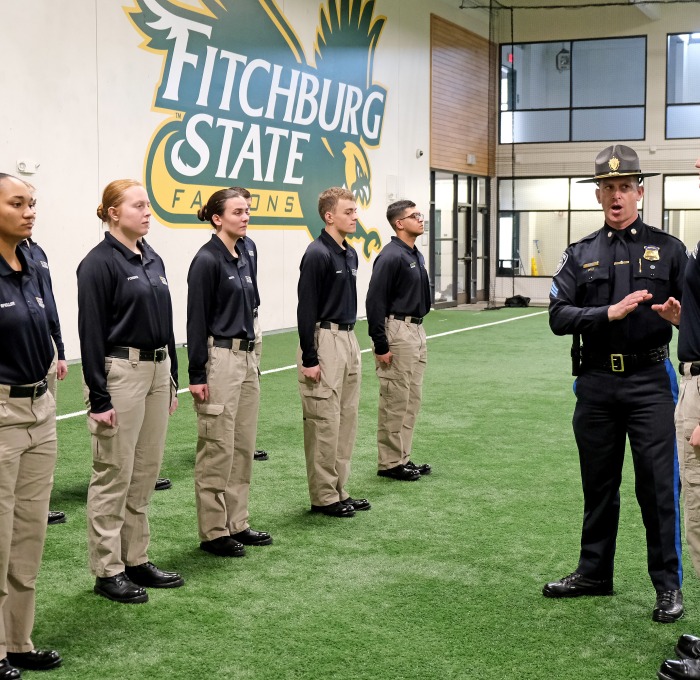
[573,360,682,592]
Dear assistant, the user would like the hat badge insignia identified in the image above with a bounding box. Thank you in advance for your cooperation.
[608,156,620,172]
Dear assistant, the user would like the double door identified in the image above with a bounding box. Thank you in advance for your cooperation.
[430,172,490,308]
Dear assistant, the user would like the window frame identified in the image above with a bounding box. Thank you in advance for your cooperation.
[499,35,647,145]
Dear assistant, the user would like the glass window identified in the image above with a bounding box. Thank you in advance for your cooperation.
[500,36,646,144]
[497,177,637,277]
[667,33,700,139]
[664,175,700,249]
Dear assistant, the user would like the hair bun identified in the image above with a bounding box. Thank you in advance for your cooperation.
[196,206,208,222]
[96,204,106,221]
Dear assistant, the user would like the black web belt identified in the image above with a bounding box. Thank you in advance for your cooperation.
[583,346,669,374]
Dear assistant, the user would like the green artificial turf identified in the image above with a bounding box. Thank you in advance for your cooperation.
[34,308,694,679]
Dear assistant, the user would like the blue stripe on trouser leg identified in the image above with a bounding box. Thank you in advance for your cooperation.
[665,357,683,586]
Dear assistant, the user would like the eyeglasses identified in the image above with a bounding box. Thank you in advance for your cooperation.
[399,212,424,222]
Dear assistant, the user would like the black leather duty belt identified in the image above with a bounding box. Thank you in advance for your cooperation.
[391,314,423,325]
[583,346,669,373]
[108,346,168,362]
[319,321,354,331]
[212,337,255,352]
[680,362,700,377]
[9,379,49,399]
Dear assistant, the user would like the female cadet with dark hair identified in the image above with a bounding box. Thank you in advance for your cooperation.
[77,179,184,604]
[0,173,62,677]
[188,188,272,557]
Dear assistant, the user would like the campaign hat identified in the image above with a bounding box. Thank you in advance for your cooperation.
[577,144,659,183]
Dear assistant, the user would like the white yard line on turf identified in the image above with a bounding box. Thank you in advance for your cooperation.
[57,310,546,421]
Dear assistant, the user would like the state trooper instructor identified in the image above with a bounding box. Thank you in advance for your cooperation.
[544,145,687,623]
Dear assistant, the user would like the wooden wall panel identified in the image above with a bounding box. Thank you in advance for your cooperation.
[431,15,494,176]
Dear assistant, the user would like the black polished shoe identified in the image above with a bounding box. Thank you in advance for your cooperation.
[677,634,700,660]
[125,561,184,588]
[231,528,273,546]
[94,573,148,603]
[154,477,172,491]
[342,497,371,511]
[47,510,66,525]
[6,650,62,671]
[254,449,269,461]
[405,460,432,475]
[542,572,614,598]
[377,464,420,481]
[654,589,684,623]
[310,501,355,518]
[0,658,20,680]
[658,658,700,680]
[200,536,246,557]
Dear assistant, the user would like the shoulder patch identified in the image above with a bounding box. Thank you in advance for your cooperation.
[553,252,568,276]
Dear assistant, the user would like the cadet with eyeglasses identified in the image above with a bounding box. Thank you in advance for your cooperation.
[366,200,432,482]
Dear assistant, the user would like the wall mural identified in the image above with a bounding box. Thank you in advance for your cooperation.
[127,0,387,257]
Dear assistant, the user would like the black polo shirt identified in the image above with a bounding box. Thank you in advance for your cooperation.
[187,235,257,385]
[0,246,53,384]
[366,236,431,355]
[77,232,178,413]
[550,217,687,355]
[242,235,260,309]
[678,241,700,362]
[297,229,358,368]
[20,238,65,361]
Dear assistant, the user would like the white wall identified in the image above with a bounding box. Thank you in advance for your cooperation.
[0,0,486,360]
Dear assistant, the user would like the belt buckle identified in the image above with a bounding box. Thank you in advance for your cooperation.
[610,354,625,372]
[248,340,255,352]
[33,380,46,399]
[154,349,166,362]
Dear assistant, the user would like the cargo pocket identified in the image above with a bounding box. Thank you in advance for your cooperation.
[195,402,225,441]
[87,416,120,463]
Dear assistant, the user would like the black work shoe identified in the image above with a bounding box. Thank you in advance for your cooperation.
[154,477,172,491]
[94,573,148,603]
[658,658,700,679]
[377,464,421,481]
[6,650,62,671]
[47,510,66,525]
[342,497,371,511]
[542,572,614,598]
[677,634,700,660]
[653,589,684,623]
[405,460,432,475]
[125,561,184,588]
[231,528,273,546]
[310,501,355,518]
[254,449,269,461]
[200,536,246,557]
[0,658,20,679]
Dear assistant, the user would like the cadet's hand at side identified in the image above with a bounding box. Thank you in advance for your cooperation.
[690,425,700,448]
[57,360,68,380]
[301,365,321,382]
[376,351,393,365]
[608,290,652,321]
[651,296,681,325]
[89,408,117,427]
[189,384,209,404]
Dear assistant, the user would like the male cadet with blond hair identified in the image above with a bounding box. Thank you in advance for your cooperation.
[296,187,370,518]
[545,145,687,624]
[366,200,432,481]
